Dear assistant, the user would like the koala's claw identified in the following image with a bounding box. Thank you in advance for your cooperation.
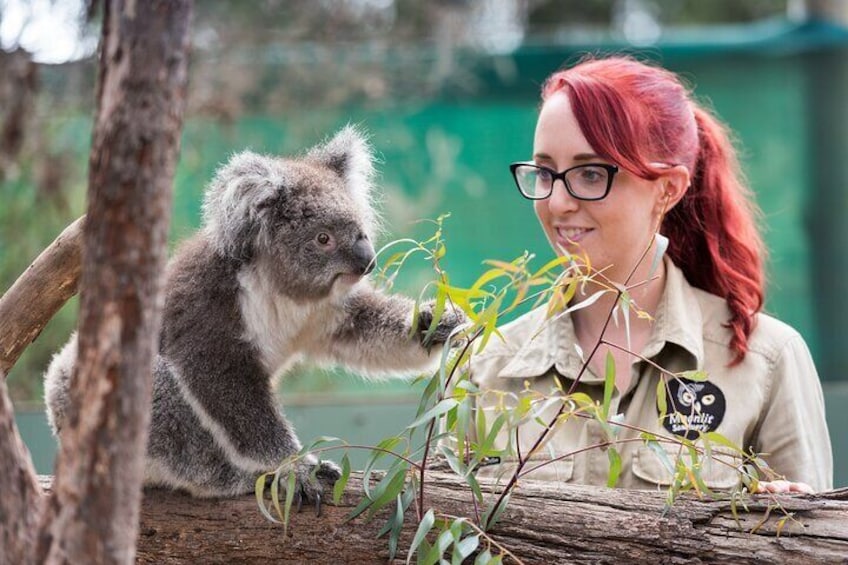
[417,304,468,351]
[276,459,341,517]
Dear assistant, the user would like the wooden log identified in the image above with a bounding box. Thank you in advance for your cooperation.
[0,215,84,376]
[79,472,848,564]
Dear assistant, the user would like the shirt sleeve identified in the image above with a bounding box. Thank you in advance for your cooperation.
[753,334,833,491]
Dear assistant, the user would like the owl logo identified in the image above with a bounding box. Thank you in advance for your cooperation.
[660,378,726,440]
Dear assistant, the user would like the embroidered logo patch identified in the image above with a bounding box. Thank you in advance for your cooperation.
[659,378,726,440]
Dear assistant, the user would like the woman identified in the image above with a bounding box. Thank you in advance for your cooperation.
[470,56,832,493]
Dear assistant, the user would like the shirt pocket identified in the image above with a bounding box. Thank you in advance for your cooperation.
[631,445,741,490]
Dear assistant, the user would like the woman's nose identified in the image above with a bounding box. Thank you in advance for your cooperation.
[546,179,580,214]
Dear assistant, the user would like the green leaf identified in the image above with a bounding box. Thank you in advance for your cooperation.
[365,464,409,520]
[298,435,342,456]
[333,452,351,505]
[474,549,493,565]
[649,233,669,279]
[551,289,607,320]
[449,517,465,541]
[656,377,667,419]
[453,535,480,564]
[607,447,622,488]
[679,370,709,382]
[474,412,506,461]
[283,471,296,533]
[362,435,404,499]
[349,463,407,522]
[703,431,743,454]
[270,469,283,523]
[602,351,616,419]
[464,470,484,501]
[438,444,464,476]
[409,300,421,339]
[254,473,281,524]
[423,285,448,343]
[475,404,487,446]
[529,254,572,280]
[434,528,455,559]
[407,398,459,430]
[407,509,436,564]
[387,493,404,559]
[483,492,511,530]
[646,440,675,476]
[619,291,632,352]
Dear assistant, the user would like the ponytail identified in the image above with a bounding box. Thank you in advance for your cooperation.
[662,106,765,364]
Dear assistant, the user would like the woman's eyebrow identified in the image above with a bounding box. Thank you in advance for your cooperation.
[573,153,602,161]
[532,152,603,163]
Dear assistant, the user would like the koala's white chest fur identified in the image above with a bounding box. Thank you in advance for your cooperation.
[237,266,343,377]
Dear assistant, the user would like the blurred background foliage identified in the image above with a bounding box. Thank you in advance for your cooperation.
[3,0,848,482]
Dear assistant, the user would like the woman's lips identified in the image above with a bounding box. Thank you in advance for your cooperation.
[556,227,592,244]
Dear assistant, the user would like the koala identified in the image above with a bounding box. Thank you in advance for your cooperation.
[44,126,465,501]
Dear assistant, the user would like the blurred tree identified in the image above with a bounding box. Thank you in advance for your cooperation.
[0,1,191,563]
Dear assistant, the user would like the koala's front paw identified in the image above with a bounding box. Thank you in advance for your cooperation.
[282,458,341,517]
[417,302,468,351]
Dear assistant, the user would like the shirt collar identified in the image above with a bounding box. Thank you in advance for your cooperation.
[644,257,704,369]
[496,256,703,380]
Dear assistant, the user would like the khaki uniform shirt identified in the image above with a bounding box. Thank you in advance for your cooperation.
[470,259,833,491]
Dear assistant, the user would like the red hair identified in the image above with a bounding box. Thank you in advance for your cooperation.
[541,55,765,364]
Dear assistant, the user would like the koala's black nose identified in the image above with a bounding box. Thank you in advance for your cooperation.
[352,237,376,275]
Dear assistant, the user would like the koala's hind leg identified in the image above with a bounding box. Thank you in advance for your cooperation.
[43,332,78,435]
[152,357,340,499]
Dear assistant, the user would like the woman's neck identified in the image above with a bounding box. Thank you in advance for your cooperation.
[570,257,666,366]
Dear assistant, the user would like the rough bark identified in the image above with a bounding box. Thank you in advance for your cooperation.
[116,472,848,564]
[0,216,85,377]
[33,1,192,564]
[0,376,43,563]
[0,48,38,178]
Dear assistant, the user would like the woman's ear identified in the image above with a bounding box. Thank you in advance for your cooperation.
[658,165,690,212]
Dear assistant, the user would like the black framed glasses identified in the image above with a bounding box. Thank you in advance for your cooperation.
[510,162,619,201]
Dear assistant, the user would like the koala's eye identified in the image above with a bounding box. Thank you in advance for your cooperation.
[316,232,332,246]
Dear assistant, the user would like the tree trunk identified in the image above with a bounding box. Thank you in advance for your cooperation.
[120,472,848,564]
[0,379,43,564]
[0,48,38,179]
[28,1,192,564]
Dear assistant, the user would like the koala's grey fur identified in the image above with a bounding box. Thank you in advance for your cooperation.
[44,126,465,499]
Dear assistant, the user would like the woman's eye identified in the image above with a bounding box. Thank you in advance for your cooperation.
[316,232,331,245]
[537,168,553,181]
[579,167,604,183]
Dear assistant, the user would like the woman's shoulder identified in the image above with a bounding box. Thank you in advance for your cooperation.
[691,285,806,361]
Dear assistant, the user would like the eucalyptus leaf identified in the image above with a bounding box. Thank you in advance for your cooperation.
[407,509,436,564]
[453,535,480,564]
[649,233,669,279]
[602,351,615,419]
[333,452,351,505]
[607,447,622,488]
[406,398,459,430]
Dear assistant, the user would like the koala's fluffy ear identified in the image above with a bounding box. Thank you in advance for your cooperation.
[202,151,283,260]
[306,124,380,236]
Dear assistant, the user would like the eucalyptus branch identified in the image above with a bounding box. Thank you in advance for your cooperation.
[417,325,483,520]
[483,232,666,530]
[298,444,422,471]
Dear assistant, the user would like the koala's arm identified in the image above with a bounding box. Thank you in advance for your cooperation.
[318,284,466,376]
